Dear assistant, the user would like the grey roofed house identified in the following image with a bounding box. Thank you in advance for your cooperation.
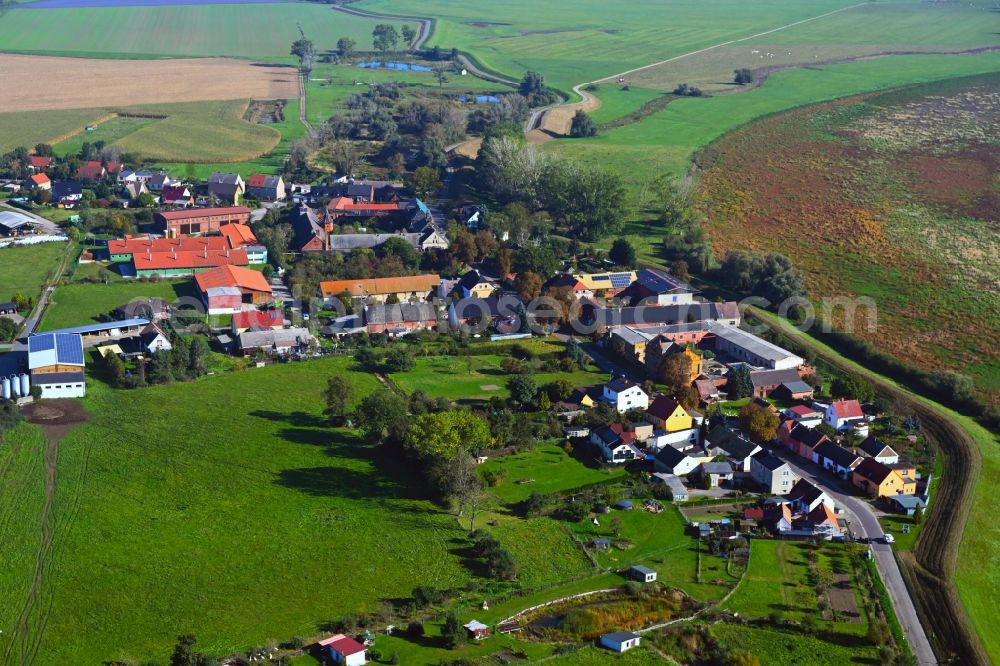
[701,461,734,475]
[705,425,758,459]
[750,450,786,472]
[322,314,366,336]
[858,435,898,460]
[787,478,826,505]
[238,326,313,352]
[364,303,438,326]
[781,380,815,394]
[749,368,802,389]
[207,172,244,201]
[654,445,690,468]
[606,376,639,393]
[813,440,863,469]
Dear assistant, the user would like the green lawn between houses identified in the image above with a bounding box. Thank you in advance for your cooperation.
[480,443,627,504]
[38,280,191,331]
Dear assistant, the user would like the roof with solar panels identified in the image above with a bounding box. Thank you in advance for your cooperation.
[570,271,638,291]
[27,332,86,370]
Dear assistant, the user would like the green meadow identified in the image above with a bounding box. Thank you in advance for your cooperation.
[39,280,189,331]
[0,241,69,306]
[0,2,417,60]
[480,443,627,503]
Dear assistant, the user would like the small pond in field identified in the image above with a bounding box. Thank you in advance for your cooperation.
[357,61,432,72]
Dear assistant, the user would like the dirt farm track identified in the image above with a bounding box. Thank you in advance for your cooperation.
[0,54,298,113]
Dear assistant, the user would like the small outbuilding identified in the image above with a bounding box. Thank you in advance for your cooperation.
[627,565,657,583]
[600,631,641,653]
[464,619,491,640]
[888,494,926,516]
[319,634,366,666]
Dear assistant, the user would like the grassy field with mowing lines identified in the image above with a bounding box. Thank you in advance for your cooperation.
[364,0,860,92]
[39,281,190,331]
[7,99,285,163]
[0,2,416,60]
[0,241,69,306]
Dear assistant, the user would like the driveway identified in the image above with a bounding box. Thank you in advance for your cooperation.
[776,451,937,665]
[0,201,62,235]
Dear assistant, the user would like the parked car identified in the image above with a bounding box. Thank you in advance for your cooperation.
[883,533,895,545]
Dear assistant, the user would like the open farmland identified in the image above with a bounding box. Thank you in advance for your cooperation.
[362,0,863,92]
[0,360,471,663]
[694,73,1000,398]
[0,241,69,307]
[0,55,297,113]
[623,1,1000,94]
[0,2,416,60]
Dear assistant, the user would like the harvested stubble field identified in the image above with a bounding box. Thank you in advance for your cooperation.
[0,55,297,113]
[695,73,1000,398]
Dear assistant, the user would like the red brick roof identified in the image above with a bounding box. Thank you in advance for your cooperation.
[109,235,231,255]
[320,274,440,298]
[158,206,252,221]
[831,400,863,419]
[77,161,106,180]
[160,185,192,202]
[195,265,271,294]
[30,173,50,185]
[233,309,283,329]
[134,248,249,271]
[247,174,268,187]
[327,635,365,657]
[28,156,52,168]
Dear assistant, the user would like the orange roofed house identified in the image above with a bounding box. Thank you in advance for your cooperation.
[320,274,440,305]
[195,265,273,314]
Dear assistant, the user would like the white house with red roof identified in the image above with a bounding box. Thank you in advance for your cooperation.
[29,172,51,190]
[824,399,867,433]
[602,376,649,412]
[782,404,823,429]
[319,634,366,666]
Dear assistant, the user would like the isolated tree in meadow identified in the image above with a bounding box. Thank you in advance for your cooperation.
[433,67,448,87]
[508,374,538,406]
[569,109,598,137]
[170,634,209,666]
[384,346,416,373]
[355,390,408,444]
[401,24,416,47]
[609,238,637,267]
[336,36,356,58]
[372,24,400,54]
[734,68,754,85]
[408,411,492,459]
[323,375,354,425]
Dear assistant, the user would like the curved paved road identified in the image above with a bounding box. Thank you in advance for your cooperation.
[776,454,936,664]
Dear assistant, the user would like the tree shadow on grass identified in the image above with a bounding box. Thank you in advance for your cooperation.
[276,466,405,500]
[249,409,327,429]
[448,537,491,578]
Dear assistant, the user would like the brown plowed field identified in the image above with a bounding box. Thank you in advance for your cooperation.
[0,54,297,113]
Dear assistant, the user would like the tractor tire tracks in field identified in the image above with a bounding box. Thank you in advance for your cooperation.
[4,437,59,666]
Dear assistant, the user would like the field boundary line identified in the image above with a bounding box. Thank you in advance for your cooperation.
[594,2,868,85]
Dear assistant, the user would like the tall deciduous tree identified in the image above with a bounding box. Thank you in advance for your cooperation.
[739,402,779,443]
[323,375,354,425]
[372,24,400,54]
[407,411,492,459]
[336,36,356,57]
[355,390,408,443]
[609,238,636,267]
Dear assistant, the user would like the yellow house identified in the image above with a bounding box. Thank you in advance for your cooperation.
[851,458,917,497]
[646,395,693,433]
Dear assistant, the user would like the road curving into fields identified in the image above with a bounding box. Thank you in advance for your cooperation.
[749,306,991,666]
